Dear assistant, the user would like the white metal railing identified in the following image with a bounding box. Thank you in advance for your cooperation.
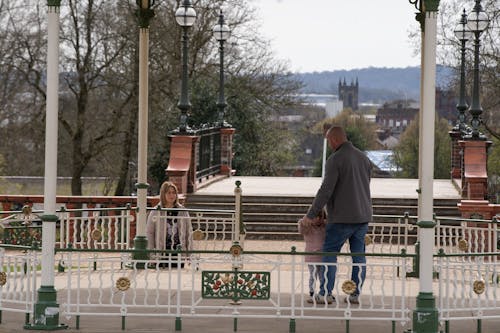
[367,214,416,255]
[55,207,240,251]
[1,211,499,332]
[58,207,134,250]
[57,248,412,330]
[436,253,499,323]
[0,247,38,316]
[435,216,499,255]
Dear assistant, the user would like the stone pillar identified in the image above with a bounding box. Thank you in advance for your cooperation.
[220,127,235,175]
[166,135,199,194]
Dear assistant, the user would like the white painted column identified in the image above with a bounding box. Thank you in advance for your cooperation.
[41,3,60,289]
[419,9,438,293]
[27,3,67,329]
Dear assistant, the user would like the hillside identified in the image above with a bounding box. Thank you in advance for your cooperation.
[292,65,454,103]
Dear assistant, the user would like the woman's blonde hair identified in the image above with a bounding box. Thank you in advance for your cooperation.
[159,181,181,208]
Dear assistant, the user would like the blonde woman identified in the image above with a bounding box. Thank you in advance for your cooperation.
[146,181,192,267]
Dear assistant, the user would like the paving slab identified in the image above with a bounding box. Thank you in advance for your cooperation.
[196,176,461,200]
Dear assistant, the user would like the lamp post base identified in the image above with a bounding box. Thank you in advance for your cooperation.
[411,292,439,333]
[24,285,68,330]
[131,235,148,269]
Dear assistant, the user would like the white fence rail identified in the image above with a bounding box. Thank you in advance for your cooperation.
[0,248,38,317]
[57,249,413,330]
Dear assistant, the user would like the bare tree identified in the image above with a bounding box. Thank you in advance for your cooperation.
[0,1,46,176]
[57,0,139,195]
[0,0,303,194]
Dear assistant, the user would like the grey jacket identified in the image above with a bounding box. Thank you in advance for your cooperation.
[146,207,193,257]
[307,141,372,224]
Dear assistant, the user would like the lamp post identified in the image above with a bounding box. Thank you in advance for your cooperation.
[453,9,472,135]
[133,0,155,266]
[212,9,230,127]
[466,0,489,140]
[175,0,197,132]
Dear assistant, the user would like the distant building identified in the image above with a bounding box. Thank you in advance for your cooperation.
[376,88,457,135]
[375,100,419,135]
[375,129,399,149]
[338,78,359,110]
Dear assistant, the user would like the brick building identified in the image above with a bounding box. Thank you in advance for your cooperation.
[376,88,457,135]
[375,100,419,135]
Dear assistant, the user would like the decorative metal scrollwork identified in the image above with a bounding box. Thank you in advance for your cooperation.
[364,235,372,245]
[116,277,131,291]
[473,280,485,295]
[458,239,469,252]
[91,229,102,241]
[342,280,357,295]
[0,272,7,286]
[192,229,204,241]
[230,244,243,257]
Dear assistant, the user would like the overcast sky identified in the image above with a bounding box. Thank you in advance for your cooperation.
[253,0,422,73]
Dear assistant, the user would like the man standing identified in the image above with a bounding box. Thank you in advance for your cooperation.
[303,125,372,304]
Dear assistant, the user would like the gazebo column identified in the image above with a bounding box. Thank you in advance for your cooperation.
[412,1,440,332]
[25,1,66,330]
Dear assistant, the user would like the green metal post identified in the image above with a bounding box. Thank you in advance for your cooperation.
[233,317,238,332]
[175,317,182,331]
[289,318,295,333]
[413,292,438,333]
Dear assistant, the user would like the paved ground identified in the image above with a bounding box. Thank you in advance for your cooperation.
[196,176,461,199]
[3,287,499,333]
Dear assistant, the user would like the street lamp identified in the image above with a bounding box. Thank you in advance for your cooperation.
[175,0,197,132]
[466,0,489,139]
[213,9,230,127]
[453,8,473,135]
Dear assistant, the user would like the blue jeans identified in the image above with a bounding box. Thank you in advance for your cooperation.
[319,223,368,296]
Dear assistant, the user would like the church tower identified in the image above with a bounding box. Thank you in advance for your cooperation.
[338,77,359,110]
